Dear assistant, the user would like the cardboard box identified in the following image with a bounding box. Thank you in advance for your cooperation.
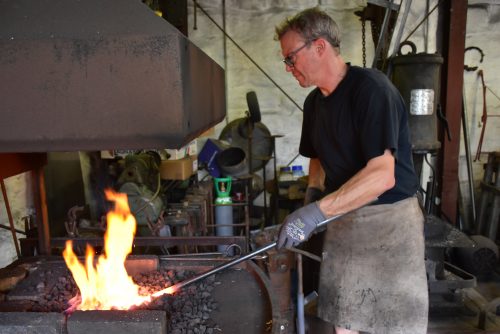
[160,157,194,180]
[166,139,197,160]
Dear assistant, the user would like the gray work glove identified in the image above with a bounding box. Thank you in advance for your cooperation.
[304,187,323,205]
[277,202,326,250]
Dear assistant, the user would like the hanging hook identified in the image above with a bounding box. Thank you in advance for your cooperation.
[464,46,484,72]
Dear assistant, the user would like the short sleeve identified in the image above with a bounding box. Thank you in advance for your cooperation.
[355,81,401,162]
[299,90,319,158]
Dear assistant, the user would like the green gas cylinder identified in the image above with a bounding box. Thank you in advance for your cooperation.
[214,177,233,254]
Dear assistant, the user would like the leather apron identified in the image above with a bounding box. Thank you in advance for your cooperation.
[317,197,428,334]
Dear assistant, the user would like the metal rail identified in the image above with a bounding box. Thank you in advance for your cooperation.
[157,212,344,295]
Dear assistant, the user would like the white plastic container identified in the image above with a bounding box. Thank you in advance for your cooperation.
[292,165,305,180]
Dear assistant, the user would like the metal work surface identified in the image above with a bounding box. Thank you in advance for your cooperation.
[425,215,476,248]
[210,266,272,332]
[0,0,225,152]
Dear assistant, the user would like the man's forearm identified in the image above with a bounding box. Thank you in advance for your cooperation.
[318,150,395,217]
[308,158,325,190]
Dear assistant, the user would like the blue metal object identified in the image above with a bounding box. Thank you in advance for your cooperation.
[198,139,227,177]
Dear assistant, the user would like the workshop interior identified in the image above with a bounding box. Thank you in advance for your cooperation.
[0,0,499,333]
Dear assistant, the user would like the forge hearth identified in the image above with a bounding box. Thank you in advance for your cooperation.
[0,310,166,334]
[2,258,219,333]
[0,255,276,334]
[69,310,166,334]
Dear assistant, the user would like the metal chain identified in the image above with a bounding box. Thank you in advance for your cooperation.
[361,19,366,68]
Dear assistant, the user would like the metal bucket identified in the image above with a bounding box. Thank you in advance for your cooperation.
[391,41,443,152]
[218,119,272,173]
[216,147,248,177]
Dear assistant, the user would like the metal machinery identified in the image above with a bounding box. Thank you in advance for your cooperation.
[354,1,482,316]
[391,41,443,154]
[390,41,480,313]
[116,152,165,237]
[218,92,273,174]
[424,216,476,314]
[217,91,283,227]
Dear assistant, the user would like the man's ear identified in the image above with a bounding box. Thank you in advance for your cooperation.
[314,38,327,55]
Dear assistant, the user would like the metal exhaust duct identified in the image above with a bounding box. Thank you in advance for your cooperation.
[0,0,225,152]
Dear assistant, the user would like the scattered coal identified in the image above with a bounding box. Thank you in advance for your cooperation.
[22,267,220,333]
[133,269,220,334]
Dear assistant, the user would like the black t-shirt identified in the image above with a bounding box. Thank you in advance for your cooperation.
[299,65,419,204]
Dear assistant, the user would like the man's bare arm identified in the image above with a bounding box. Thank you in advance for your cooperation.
[308,158,325,190]
[318,149,395,217]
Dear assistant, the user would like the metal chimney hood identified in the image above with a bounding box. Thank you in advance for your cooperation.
[0,0,226,152]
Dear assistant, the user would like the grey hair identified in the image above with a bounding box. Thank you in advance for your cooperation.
[275,7,341,50]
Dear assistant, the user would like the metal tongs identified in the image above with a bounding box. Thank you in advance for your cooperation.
[153,212,345,297]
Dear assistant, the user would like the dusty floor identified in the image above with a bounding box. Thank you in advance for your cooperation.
[304,272,500,334]
[427,273,500,334]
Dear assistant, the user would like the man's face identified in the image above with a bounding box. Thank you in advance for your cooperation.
[280,31,314,88]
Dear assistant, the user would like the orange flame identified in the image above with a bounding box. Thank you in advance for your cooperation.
[63,190,153,310]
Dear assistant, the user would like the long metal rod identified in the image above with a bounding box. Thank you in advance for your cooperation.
[32,168,51,255]
[0,223,25,235]
[372,0,395,68]
[222,0,229,126]
[161,213,344,293]
[461,92,476,224]
[401,0,441,44]
[392,0,412,56]
[386,0,413,77]
[297,253,305,334]
[168,242,277,292]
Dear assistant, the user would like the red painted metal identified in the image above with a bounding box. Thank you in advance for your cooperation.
[439,0,468,224]
[0,154,51,255]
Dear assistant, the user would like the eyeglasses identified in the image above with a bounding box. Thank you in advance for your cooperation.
[282,41,312,67]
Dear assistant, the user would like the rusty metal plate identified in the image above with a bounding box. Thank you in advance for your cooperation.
[159,255,275,333]
[0,0,225,152]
